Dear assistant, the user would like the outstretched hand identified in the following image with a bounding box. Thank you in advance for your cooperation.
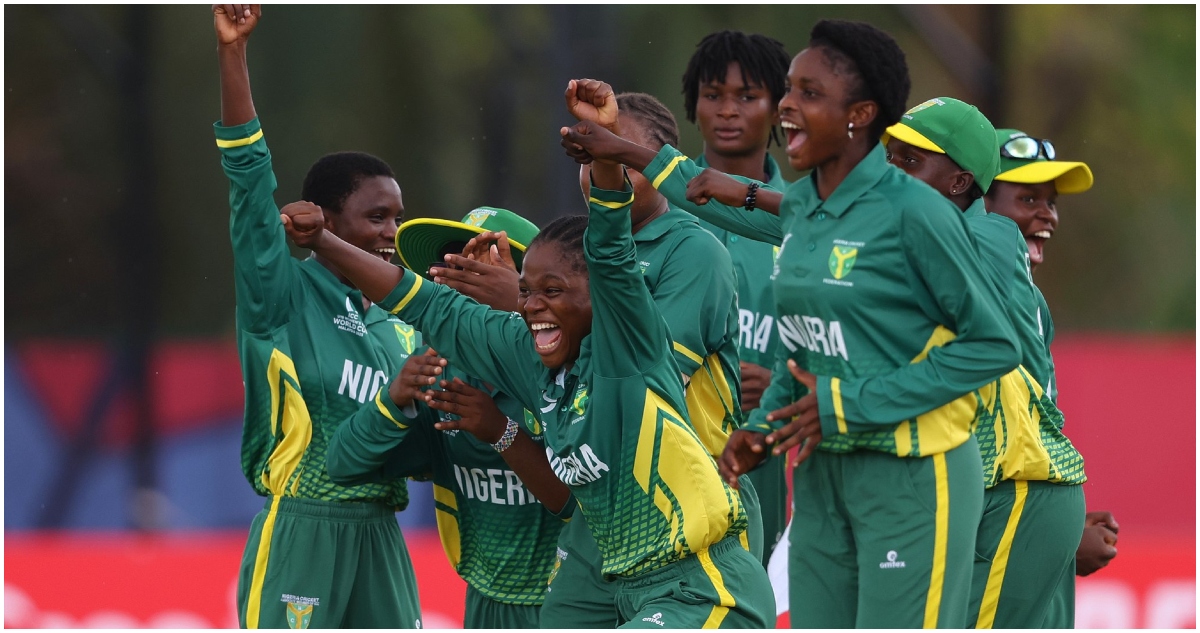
[213,4,261,45]
[461,231,518,272]
[565,79,619,132]
[428,378,509,445]
[686,168,754,208]
[387,349,447,409]
[433,235,521,312]
[279,201,326,250]
[763,360,823,466]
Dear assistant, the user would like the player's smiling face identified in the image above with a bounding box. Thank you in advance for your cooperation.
[518,242,591,370]
[696,61,776,157]
[778,47,859,173]
[327,175,403,263]
[986,181,1059,270]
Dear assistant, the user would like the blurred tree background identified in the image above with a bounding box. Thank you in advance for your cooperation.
[6,5,1195,339]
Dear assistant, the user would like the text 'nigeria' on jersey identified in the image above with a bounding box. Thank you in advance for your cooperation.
[777,314,849,361]
[547,444,609,486]
[452,464,539,506]
[739,309,774,355]
[338,359,388,404]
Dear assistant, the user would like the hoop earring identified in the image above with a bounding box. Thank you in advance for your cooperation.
[847,122,854,139]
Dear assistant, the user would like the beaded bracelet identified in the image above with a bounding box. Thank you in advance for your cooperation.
[744,182,761,212]
[492,417,520,453]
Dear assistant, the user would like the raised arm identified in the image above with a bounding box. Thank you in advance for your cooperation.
[282,202,545,410]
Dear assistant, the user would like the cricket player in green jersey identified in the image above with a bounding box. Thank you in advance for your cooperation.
[985,129,1115,625]
[212,5,420,628]
[680,29,794,568]
[540,85,759,629]
[883,101,1089,628]
[281,139,776,629]
[322,210,569,629]
[562,20,1022,627]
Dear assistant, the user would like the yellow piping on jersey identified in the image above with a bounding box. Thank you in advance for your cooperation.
[830,377,848,434]
[588,194,634,209]
[975,480,1028,628]
[652,155,687,189]
[245,495,282,628]
[391,275,425,314]
[215,129,264,148]
[673,341,705,367]
[992,367,1055,482]
[433,484,462,567]
[685,353,738,458]
[904,326,980,456]
[262,350,312,496]
[923,453,950,627]
[374,389,407,429]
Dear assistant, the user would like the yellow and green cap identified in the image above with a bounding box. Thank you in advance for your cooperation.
[395,206,539,279]
[883,97,1001,193]
[994,129,1093,194]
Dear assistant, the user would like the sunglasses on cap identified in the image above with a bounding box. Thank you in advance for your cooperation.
[1000,135,1056,161]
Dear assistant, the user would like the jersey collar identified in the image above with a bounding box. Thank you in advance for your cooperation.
[633,205,696,243]
[801,143,891,219]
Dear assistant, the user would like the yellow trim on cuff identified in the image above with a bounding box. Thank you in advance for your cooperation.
[391,275,424,314]
[215,129,264,148]
[651,155,687,189]
[588,195,633,209]
[375,390,407,429]
[830,377,848,434]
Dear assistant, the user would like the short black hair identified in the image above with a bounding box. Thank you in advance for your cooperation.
[301,151,396,213]
[809,19,911,140]
[616,92,680,151]
[681,30,791,123]
[528,214,588,274]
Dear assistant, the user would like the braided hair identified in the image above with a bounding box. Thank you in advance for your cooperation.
[615,92,679,151]
[528,214,589,274]
[808,20,911,140]
[681,30,791,124]
[301,151,395,214]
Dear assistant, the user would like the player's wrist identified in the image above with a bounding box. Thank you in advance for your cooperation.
[490,417,519,452]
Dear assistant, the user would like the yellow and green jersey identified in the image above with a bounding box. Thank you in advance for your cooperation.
[374,183,746,578]
[643,143,1020,458]
[634,206,743,458]
[216,118,419,507]
[964,202,1084,486]
[691,153,788,373]
[324,366,565,606]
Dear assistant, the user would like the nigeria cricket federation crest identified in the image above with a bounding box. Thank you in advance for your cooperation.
[394,323,417,354]
[524,408,542,437]
[828,246,858,280]
[285,602,313,629]
[462,208,497,227]
[571,386,589,416]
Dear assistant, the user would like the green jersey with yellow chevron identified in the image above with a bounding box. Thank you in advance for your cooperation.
[642,143,1020,457]
[216,117,420,506]
[962,200,1085,487]
[375,182,747,578]
[633,205,743,458]
[324,366,565,606]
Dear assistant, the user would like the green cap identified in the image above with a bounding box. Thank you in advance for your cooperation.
[882,97,1001,193]
[993,128,1094,194]
[395,207,540,279]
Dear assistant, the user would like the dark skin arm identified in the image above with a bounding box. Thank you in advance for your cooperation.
[425,378,571,514]
[213,4,261,127]
[685,168,784,216]
[280,201,402,303]
[718,360,822,488]
[1076,511,1119,576]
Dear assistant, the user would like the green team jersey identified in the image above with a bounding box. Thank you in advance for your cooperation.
[692,153,787,370]
[216,118,418,507]
[324,366,565,606]
[635,206,743,457]
[643,143,1020,457]
[1035,285,1058,403]
[374,181,746,578]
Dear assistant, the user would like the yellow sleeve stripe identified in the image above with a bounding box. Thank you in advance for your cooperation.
[375,390,407,429]
[830,377,848,434]
[672,341,705,367]
[651,155,687,189]
[588,195,633,209]
[215,129,264,148]
[390,274,424,314]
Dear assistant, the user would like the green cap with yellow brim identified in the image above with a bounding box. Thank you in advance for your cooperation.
[993,128,1094,194]
[882,97,1001,193]
[395,206,539,279]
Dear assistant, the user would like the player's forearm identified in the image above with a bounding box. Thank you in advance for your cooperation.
[218,41,256,127]
[612,139,658,173]
[312,232,406,303]
[499,433,571,514]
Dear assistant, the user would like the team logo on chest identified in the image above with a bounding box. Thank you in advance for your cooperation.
[824,239,865,287]
[394,323,417,354]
